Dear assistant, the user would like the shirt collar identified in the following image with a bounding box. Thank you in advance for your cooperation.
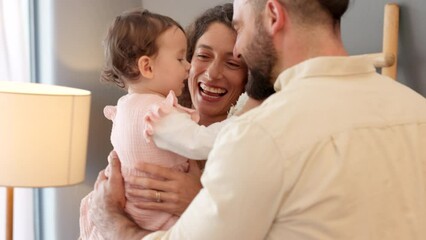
[274,55,377,92]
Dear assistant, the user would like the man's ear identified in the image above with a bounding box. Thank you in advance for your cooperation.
[265,0,285,35]
[138,56,154,79]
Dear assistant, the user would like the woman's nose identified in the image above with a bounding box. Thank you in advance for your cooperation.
[205,60,223,81]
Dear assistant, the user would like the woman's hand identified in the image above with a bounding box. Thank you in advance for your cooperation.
[126,160,203,216]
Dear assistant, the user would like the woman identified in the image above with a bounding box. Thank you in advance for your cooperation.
[124,3,250,217]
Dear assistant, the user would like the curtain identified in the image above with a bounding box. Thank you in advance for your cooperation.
[0,1,34,240]
[0,0,30,82]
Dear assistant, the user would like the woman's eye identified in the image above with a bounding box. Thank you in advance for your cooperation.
[227,61,241,69]
[197,54,209,59]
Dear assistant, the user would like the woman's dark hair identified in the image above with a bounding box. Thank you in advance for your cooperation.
[101,9,184,88]
[178,3,234,107]
[185,3,233,62]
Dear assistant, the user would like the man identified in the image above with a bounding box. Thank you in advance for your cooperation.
[90,0,426,239]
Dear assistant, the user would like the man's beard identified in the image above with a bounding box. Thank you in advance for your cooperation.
[243,22,277,101]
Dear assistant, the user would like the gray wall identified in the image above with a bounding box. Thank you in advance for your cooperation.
[34,0,426,239]
[35,1,143,239]
[142,0,230,28]
[143,0,426,96]
[342,0,426,96]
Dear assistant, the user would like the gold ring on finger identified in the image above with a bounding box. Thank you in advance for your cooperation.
[155,190,162,203]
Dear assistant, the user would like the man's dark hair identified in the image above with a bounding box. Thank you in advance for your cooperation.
[250,0,350,26]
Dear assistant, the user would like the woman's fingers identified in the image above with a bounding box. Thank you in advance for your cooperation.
[134,162,183,180]
[125,188,151,199]
[126,160,203,216]
[126,188,183,215]
[126,189,178,203]
[127,176,177,192]
[133,200,180,216]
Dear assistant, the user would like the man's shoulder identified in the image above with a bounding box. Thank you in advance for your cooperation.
[227,94,281,130]
[220,92,292,142]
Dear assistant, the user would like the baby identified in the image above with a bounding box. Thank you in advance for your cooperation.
[79,9,194,239]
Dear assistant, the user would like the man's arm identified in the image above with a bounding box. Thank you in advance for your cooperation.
[89,152,150,239]
[144,120,284,239]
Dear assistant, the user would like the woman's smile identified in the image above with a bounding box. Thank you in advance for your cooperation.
[199,82,228,98]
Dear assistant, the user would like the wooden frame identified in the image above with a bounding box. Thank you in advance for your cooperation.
[372,3,400,80]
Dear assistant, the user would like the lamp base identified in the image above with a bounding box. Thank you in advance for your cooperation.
[6,187,13,240]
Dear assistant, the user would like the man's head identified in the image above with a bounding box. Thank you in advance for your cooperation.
[233,0,350,86]
[247,0,349,27]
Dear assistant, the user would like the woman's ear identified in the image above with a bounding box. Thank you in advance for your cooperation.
[265,0,285,35]
[138,56,154,79]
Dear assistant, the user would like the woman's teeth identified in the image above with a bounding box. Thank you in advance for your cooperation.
[199,83,227,96]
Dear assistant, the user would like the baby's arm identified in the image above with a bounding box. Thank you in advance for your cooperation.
[145,109,235,160]
[227,92,263,117]
[144,92,263,160]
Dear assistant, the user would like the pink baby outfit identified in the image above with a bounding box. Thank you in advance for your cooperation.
[79,91,198,239]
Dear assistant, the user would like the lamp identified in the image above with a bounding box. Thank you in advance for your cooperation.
[0,81,91,240]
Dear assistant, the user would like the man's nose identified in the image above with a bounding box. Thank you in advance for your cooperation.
[233,46,241,60]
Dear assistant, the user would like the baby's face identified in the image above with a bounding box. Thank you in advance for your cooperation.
[150,26,190,97]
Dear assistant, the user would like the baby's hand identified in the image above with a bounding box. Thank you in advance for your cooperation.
[143,90,199,143]
[234,95,263,116]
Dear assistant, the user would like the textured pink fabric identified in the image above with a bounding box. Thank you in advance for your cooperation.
[80,92,194,239]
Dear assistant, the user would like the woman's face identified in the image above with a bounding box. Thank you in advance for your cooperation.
[188,22,247,124]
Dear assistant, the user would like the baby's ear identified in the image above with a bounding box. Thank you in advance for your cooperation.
[138,56,154,79]
[104,105,117,121]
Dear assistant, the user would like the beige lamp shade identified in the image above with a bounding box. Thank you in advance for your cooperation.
[0,81,91,187]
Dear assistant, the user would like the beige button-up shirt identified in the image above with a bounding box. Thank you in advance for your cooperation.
[144,55,426,239]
